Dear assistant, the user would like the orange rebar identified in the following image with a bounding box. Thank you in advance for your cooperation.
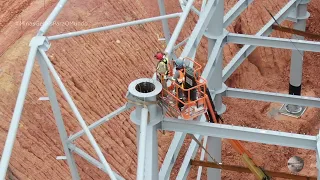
[205,95,218,123]
[272,24,320,40]
[190,160,316,180]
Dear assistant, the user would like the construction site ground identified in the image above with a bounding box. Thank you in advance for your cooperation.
[1,0,320,179]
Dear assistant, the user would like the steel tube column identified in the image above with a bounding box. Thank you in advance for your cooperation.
[137,108,149,180]
[317,136,320,180]
[205,1,224,179]
[145,120,159,180]
[0,46,37,178]
[288,0,310,96]
[37,54,80,179]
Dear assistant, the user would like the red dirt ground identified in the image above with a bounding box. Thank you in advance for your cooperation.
[1,0,320,179]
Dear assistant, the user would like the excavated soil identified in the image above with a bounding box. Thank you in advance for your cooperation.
[1,0,320,179]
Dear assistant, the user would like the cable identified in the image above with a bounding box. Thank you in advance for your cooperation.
[262,3,305,58]
[188,134,224,169]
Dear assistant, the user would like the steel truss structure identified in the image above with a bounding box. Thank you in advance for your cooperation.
[1,0,320,179]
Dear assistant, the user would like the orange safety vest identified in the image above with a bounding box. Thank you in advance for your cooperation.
[177,69,185,86]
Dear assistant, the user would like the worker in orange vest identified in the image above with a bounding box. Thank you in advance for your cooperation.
[168,58,185,110]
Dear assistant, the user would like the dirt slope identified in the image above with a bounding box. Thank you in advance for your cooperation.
[0,0,320,179]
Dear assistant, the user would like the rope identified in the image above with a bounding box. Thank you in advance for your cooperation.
[188,134,223,169]
[126,97,159,108]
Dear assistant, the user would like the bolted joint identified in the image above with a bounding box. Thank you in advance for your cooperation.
[29,36,51,51]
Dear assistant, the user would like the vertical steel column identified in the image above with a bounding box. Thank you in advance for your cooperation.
[206,0,226,114]
[288,0,310,96]
[157,0,171,44]
[205,0,224,179]
[127,78,162,180]
[137,108,149,180]
[0,46,38,178]
[317,134,320,180]
[37,54,80,179]
[196,136,208,180]
[145,120,159,180]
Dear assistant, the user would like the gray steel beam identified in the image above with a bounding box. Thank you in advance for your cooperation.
[176,134,203,180]
[175,116,207,179]
[207,136,221,180]
[223,0,254,28]
[164,0,195,56]
[196,136,208,180]
[48,13,181,41]
[179,0,217,59]
[201,0,207,12]
[157,0,179,61]
[68,105,131,142]
[39,50,117,180]
[0,45,38,178]
[161,118,317,150]
[201,35,224,82]
[37,54,80,179]
[68,144,124,180]
[37,0,68,36]
[173,37,189,50]
[178,0,200,15]
[223,0,298,82]
[159,132,186,180]
[226,33,320,52]
[157,0,171,44]
[317,136,320,180]
[224,88,320,108]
